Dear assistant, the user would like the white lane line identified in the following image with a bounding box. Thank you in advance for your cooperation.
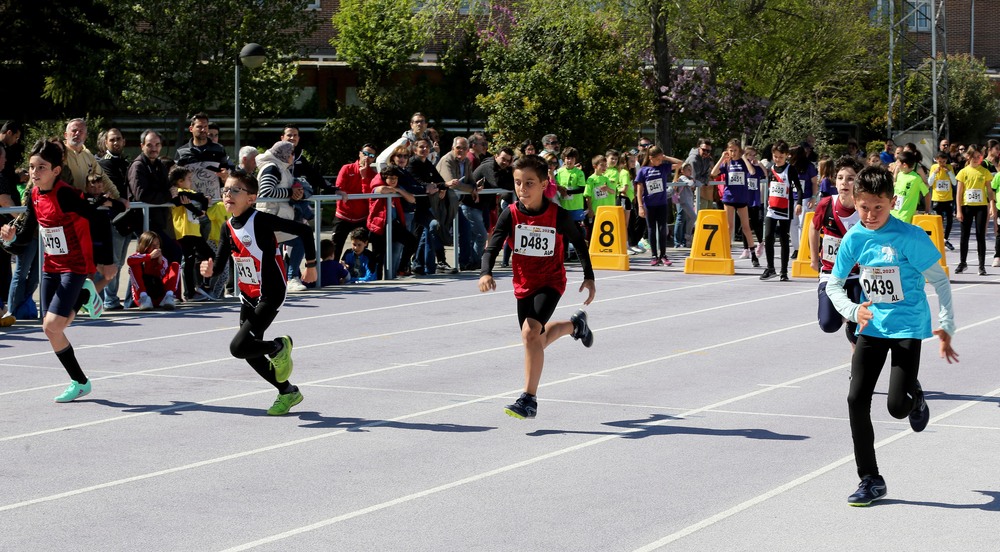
[632,384,1000,552]
[0,277,774,399]
[0,318,819,512]
[0,272,720,363]
[630,314,1000,551]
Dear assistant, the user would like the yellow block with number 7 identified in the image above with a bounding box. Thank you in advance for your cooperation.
[684,209,734,275]
[911,214,950,277]
[587,205,630,271]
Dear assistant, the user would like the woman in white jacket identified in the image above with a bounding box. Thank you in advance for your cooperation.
[256,141,307,291]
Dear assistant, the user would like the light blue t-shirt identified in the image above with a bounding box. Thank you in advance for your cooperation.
[831,215,941,339]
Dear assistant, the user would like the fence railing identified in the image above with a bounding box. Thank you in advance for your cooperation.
[1,187,514,309]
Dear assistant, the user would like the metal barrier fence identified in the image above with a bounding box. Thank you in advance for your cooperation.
[1,188,512,310]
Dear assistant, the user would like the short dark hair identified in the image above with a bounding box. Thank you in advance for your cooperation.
[168,166,191,187]
[30,139,64,169]
[834,155,864,174]
[320,239,335,260]
[854,165,895,199]
[512,154,549,181]
[190,112,210,125]
[140,129,161,145]
[228,170,259,194]
[697,137,712,147]
[349,227,370,243]
[772,140,790,155]
[561,146,579,160]
[208,123,220,132]
[380,164,401,181]
[499,147,514,157]
[897,150,917,167]
[1,121,23,135]
[283,124,300,133]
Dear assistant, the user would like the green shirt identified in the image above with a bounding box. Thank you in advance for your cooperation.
[991,171,1000,195]
[585,173,617,210]
[555,166,586,211]
[891,170,928,223]
[604,166,634,200]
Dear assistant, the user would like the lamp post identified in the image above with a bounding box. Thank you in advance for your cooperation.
[234,43,266,153]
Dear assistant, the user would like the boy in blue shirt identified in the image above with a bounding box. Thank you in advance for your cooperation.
[826,165,958,507]
[341,227,377,283]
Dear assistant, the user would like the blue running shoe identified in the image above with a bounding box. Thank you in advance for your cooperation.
[570,310,593,348]
[847,475,887,506]
[80,279,103,319]
[909,380,929,432]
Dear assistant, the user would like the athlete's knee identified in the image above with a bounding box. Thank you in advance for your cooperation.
[521,320,544,345]
[818,315,843,334]
[230,335,250,359]
[886,395,911,419]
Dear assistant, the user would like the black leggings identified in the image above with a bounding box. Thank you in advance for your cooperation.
[959,204,988,267]
[741,206,763,248]
[644,203,670,257]
[763,217,791,272]
[931,201,954,240]
[848,335,922,478]
[818,279,862,344]
[516,287,562,333]
[179,236,215,298]
[230,297,291,392]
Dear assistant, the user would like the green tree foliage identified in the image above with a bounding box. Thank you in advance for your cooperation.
[928,55,1000,143]
[476,0,652,159]
[0,0,116,116]
[103,0,318,130]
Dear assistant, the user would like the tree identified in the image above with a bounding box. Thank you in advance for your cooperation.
[103,0,318,140]
[904,54,1000,144]
[0,0,116,117]
[476,0,652,159]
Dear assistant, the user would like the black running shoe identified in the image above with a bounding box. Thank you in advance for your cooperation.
[779,272,790,282]
[570,310,594,348]
[909,380,930,432]
[955,262,967,274]
[751,253,760,268]
[979,266,987,276]
[504,392,537,419]
[760,268,777,280]
[847,475,887,506]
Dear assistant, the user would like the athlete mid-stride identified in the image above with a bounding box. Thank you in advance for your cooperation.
[201,171,317,416]
[479,154,596,420]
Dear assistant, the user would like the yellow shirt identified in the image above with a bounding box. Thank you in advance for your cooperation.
[928,163,954,202]
[63,145,118,199]
[956,165,991,207]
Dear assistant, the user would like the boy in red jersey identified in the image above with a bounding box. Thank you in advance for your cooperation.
[479,155,596,419]
[810,156,865,345]
[1,140,114,402]
[201,171,317,416]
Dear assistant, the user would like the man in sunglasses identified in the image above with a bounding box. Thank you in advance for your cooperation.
[685,137,716,212]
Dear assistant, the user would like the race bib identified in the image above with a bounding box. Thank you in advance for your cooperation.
[821,234,841,262]
[747,177,759,191]
[41,226,69,255]
[645,178,664,195]
[965,188,984,204]
[594,187,609,200]
[234,256,260,285]
[729,171,745,186]
[514,224,556,257]
[893,195,903,211]
[934,179,950,192]
[860,265,903,303]
[768,181,787,199]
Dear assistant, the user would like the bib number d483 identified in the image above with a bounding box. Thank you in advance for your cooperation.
[514,224,556,257]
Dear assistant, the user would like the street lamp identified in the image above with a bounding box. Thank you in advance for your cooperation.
[234,43,266,153]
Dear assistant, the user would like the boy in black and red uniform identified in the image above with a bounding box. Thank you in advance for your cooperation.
[809,156,865,345]
[1,140,114,402]
[200,171,317,416]
[479,155,596,419]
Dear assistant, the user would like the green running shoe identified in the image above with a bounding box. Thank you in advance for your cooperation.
[80,279,103,319]
[270,336,294,382]
[54,380,92,403]
[267,390,303,416]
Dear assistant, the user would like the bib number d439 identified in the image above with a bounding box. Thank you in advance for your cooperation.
[860,265,903,303]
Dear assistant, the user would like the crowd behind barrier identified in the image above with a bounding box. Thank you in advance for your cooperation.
[2,115,999,327]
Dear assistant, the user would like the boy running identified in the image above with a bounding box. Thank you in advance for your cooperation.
[826,165,958,506]
[479,155,596,420]
[200,172,317,415]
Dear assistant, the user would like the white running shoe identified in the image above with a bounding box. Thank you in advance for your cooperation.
[160,293,176,310]
[755,242,765,257]
[138,294,154,311]
[739,248,751,259]
[287,278,307,292]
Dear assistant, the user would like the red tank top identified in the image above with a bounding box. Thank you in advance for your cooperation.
[226,212,286,300]
[506,201,566,298]
[33,181,95,275]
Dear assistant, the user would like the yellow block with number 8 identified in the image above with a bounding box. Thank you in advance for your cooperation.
[588,206,630,271]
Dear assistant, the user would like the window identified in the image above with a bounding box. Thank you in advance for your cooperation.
[906,0,931,32]
[305,1,320,10]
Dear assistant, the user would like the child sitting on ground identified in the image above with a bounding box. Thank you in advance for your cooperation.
[307,239,349,287]
[341,227,377,283]
[127,231,180,310]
